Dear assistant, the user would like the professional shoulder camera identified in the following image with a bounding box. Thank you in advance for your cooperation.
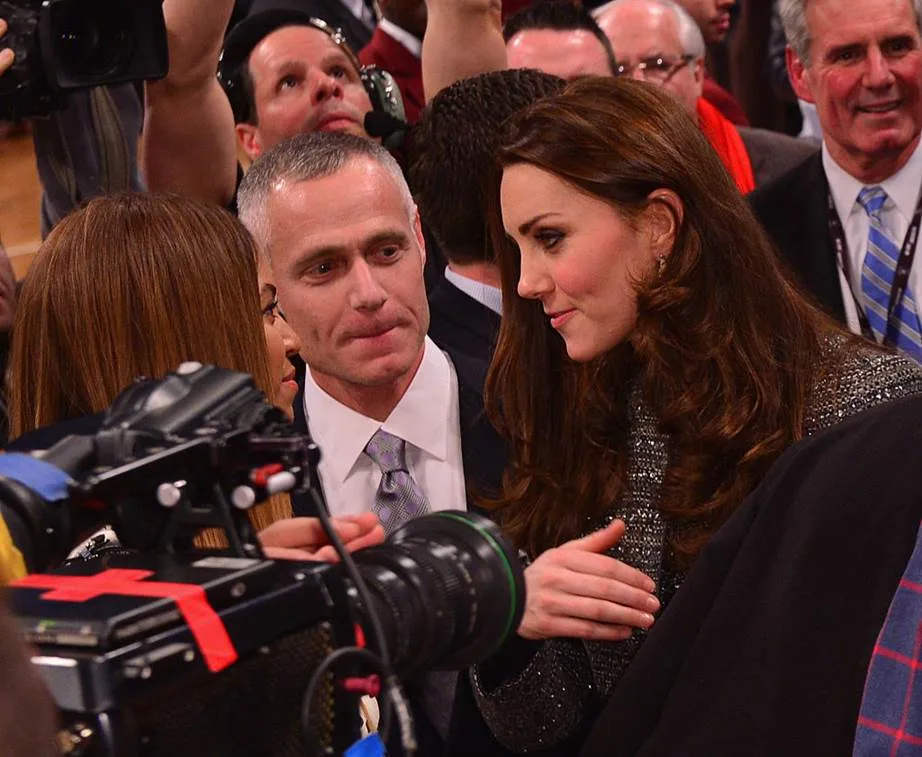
[0,0,167,120]
[1,363,525,756]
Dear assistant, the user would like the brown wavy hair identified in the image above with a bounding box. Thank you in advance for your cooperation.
[485,77,844,567]
[9,192,290,537]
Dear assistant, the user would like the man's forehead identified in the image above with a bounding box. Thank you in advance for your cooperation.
[604,3,682,54]
[806,0,920,46]
[268,165,408,223]
[249,24,350,71]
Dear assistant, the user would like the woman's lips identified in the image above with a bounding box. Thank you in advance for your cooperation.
[549,309,576,330]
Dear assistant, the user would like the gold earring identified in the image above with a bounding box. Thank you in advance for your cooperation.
[657,255,666,274]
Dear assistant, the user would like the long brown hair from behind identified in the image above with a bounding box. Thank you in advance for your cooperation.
[9,191,290,534]
[485,77,845,567]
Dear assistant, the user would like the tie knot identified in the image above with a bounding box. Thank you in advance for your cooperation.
[858,185,888,217]
[364,429,408,474]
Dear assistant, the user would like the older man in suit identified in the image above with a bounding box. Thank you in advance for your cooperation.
[594,0,817,193]
[237,131,506,756]
[750,0,922,365]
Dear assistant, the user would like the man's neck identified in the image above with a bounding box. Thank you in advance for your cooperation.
[446,261,502,289]
[829,135,922,184]
[309,347,425,422]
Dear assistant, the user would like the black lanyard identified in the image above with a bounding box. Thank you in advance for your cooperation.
[827,190,922,346]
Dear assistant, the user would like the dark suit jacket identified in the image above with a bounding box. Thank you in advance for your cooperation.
[290,346,507,757]
[427,280,502,368]
[359,25,424,124]
[738,126,818,190]
[749,152,847,322]
[579,394,922,757]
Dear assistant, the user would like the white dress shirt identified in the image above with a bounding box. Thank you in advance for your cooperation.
[443,266,504,315]
[824,139,922,334]
[302,336,467,517]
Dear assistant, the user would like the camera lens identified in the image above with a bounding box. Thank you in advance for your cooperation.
[54,0,134,79]
[350,511,525,677]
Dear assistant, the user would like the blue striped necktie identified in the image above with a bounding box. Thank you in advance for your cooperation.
[857,185,922,363]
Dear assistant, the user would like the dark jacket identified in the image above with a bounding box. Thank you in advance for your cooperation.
[580,394,922,757]
[750,152,847,322]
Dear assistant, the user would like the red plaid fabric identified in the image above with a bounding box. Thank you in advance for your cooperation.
[854,520,922,756]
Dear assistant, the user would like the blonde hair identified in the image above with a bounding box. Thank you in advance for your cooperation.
[9,192,290,537]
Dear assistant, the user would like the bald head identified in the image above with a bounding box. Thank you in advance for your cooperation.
[595,0,704,116]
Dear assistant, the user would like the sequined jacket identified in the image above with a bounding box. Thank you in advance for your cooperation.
[470,337,922,753]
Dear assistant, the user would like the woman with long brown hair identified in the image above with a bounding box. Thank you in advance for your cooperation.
[461,77,922,754]
[6,191,382,560]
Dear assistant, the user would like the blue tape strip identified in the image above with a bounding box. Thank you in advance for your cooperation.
[0,454,74,502]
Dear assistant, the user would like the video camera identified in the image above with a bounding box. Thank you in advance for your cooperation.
[0,0,168,120]
[1,363,525,756]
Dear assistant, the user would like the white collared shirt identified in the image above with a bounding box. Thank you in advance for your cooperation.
[339,0,377,31]
[302,336,467,517]
[443,267,503,315]
[824,139,922,334]
[378,18,422,59]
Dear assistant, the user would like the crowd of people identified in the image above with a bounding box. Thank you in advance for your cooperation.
[2,0,922,754]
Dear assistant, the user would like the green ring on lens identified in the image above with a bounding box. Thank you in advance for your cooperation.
[431,511,520,654]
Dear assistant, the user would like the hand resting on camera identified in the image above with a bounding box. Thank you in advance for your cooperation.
[258,512,386,562]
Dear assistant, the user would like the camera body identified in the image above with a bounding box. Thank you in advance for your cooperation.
[0,0,168,120]
[2,363,525,757]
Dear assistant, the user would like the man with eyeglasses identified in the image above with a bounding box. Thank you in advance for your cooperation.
[595,0,817,192]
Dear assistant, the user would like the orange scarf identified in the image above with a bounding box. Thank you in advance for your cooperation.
[696,97,755,195]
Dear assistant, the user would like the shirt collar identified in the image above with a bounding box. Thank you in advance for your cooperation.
[378,19,422,59]
[823,138,922,224]
[443,267,503,315]
[302,337,452,483]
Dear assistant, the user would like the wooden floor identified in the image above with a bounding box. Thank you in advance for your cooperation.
[0,127,43,280]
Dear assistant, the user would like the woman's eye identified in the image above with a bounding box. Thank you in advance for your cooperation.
[535,230,563,249]
[262,299,280,323]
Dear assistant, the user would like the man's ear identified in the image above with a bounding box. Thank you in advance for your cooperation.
[236,123,263,161]
[644,189,684,259]
[787,45,815,104]
[413,206,427,267]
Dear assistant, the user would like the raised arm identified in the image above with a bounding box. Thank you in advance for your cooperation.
[421,0,507,102]
[142,0,239,207]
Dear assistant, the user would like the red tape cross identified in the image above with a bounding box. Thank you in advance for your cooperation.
[13,569,238,672]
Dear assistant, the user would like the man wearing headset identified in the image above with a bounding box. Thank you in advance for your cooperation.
[142,0,395,209]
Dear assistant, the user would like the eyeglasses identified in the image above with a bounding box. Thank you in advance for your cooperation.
[614,55,696,84]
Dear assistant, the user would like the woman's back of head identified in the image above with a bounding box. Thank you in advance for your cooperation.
[9,191,272,439]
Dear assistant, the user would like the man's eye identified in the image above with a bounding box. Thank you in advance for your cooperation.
[644,58,671,73]
[329,65,349,79]
[278,74,300,90]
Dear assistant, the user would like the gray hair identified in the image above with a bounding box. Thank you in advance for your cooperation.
[593,0,706,59]
[237,131,415,254]
[780,0,922,65]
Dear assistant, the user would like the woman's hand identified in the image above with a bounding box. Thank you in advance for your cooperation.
[518,519,661,642]
[0,20,13,77]
[258,512,385,562]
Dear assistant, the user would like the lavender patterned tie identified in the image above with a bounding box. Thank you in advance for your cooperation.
[364,429,430,535]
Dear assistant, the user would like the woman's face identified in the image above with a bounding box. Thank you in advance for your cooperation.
[500,163,663,362]
[259,257,302,417]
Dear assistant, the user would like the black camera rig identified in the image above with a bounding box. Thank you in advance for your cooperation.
[1,363,525,756]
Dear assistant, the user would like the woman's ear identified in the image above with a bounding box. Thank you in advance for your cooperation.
[643,189,684,258]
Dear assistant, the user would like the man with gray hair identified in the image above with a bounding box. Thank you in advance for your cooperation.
[751,0,922,363]
[594,0,816,191]
[238,130,506,757]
